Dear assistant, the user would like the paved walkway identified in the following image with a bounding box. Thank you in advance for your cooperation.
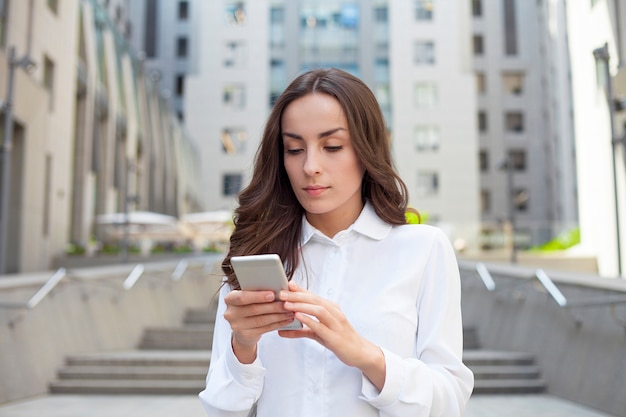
[0,394,615,417]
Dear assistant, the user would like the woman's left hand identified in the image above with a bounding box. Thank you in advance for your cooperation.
[278,281,386,390]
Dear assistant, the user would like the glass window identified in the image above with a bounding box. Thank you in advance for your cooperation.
[414,126,440,151]
[503,72,524,95]
[374,6,388,22]
[505,112,524,132]
[270,6,284,24]
[175,74,184,96]
[514,188,529,211]
[43,55,55,110]
[481,189,491,214]
[478,111,488,132]
[48,0,58,14]
[223,85,246,109]
[223,173,243,196]
[503,0,518,55]
[480,150,489,172]
[473,35,484,55]
[472,0,482,17]
[417,171,439,197]
[414,41,435,64]
[224,41,246,67]
[476,72,486,94]
[509,149,526,170]
[176,37,188,57]
[144,0,158,58]
[415,83,437,108]
[225,1,246,25]
[178,1,189,20]
[221,128,248,154]
[415,0,433,21]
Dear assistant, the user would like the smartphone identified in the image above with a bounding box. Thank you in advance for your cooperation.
[230,254,303,330]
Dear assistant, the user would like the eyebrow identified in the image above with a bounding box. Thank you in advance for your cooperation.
[282,127,347,140]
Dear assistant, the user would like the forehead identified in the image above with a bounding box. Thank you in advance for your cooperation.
[281,93,347,129]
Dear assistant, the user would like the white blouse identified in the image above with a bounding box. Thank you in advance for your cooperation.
[199,202,474,417]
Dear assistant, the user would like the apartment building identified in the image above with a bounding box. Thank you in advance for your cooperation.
[183,0,479,247]
[0,0,202,273]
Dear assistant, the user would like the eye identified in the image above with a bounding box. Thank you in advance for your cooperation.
[285,148,303,155]
[325,146,343,152]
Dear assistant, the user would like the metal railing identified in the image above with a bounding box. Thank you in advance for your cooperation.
[463,261,626,329]
[0,256,217,317]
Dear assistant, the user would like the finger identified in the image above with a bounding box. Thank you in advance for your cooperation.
[226,289,275,306]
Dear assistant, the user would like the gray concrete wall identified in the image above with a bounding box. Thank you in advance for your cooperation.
[459,260,626,416]
[0,255,223,404]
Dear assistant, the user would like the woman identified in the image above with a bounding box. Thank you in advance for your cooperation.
[199,68,474,416]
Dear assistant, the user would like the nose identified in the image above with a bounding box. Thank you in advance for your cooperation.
[303,149,322,176]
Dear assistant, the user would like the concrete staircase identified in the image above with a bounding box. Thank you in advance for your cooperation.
[49,309,546,395]
[463,327,547,394]
[49,306,217,395]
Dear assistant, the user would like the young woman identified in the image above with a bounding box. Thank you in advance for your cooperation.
[199,68,474,417]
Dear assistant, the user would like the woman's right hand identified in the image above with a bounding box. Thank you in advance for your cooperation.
[223,289,296,364]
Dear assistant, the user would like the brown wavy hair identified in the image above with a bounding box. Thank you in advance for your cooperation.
[223,68,410,288]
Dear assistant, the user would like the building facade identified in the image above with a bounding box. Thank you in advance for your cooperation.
[0,0,202,273]
[184,0,480,247]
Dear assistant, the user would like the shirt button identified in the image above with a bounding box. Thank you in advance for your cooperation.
[326,288,334,296]
[312,386,319,395]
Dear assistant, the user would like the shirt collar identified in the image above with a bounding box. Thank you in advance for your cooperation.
[300,201,392,246]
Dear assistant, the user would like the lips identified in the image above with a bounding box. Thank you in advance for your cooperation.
[304,186,328,196]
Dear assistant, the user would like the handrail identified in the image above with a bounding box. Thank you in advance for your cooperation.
[0,268,66,309]
[475,262,496,291]
[535,269,568,307]
[171,259,189,281]
[460,260,626,329]
[122,264,145,290]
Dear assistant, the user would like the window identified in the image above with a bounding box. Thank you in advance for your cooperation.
[224,41,246,67]
[414,83,437,108]
[476,72,486,94]
[503,0,518,55]
[175,74,184,96]
[374,6,388,22]
[478,111,488,132]
[144,0,158,58]
[375,85,390,111]
[514,188,529,211]
[480,150,489,172]
[43,155,52,236]
[270,6,284,24]
[176,37,188,57]
[225,1,246,25]
[473,35,484,55]
[508,149,526,171]
[47,0,58,14]
[223,173,243,196]
[414,41,435,65]
[480,189,491,214]
[178,1,189,20]
[415,0,433,21]
[43,55,55,110]
[472,0,482,17]
[223,84,246,109]
[221,128,248,154]
[417,171,439,197]
[414,126,440,151]
[0,0,8,47]
[503,72,524,95]
[505,112,524,132]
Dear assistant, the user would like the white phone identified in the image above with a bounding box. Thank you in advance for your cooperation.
[230,254,303,330]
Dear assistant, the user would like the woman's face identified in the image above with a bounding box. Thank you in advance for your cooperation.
[281,93,365,237]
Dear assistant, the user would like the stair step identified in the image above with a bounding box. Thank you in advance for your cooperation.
[49,379,204,395]
[472,378,547,394]
[65,350,211,367]
[185,307,218,324]
[470,365,541,380]
[57,365,207,380]
[463,350,536,366]
[138,326,214,350]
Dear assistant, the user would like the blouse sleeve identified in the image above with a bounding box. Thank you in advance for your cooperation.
[359,228,474,417]
[198,282,266,417]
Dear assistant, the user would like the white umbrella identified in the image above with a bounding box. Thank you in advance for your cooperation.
[180,210,233,224]
[96,211,178,226]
